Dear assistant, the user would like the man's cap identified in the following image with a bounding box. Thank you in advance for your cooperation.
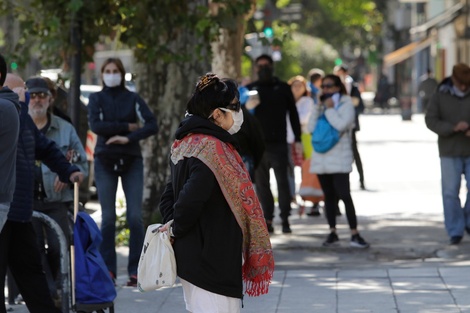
[25,77,50,94]
[452,63,470,85]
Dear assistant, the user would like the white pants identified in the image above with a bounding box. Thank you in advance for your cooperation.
[180,278,241,313]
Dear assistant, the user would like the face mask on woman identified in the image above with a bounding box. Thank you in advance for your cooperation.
[219,107,244,134]
[103,73,122,87]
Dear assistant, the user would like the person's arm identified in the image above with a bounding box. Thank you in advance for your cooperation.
[126,94,158,142]
[425,93,458,136]
[286,87,302,143]
[307,102,321,134]
[170,159,217,238]
[159,179,176,224]
[350,85,365,113]
[87,92,129,137]
[296,97,314,126]
[324,96,355,132]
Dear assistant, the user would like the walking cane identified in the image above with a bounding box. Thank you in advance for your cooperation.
[71,177,79,310]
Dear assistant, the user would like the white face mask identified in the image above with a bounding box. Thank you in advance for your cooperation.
[103,73,122,87]
[219,107,244,134]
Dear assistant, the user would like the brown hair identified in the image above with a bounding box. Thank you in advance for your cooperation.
[288,75,309,97]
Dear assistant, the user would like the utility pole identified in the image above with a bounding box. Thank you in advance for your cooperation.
[69,8,82,133]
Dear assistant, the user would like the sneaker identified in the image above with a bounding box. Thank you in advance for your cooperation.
[450,236,463,245]
[323,232,339,247]
[350,234,370,248]
[126,275,138,287]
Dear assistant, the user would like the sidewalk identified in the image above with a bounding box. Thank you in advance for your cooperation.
[6,114,470,312]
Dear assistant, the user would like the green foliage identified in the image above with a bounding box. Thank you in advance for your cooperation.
[299,0,383,53]
[115,206,162,246]
[1,0,255,68]
[116,211,129,246]
[273,32,339,81]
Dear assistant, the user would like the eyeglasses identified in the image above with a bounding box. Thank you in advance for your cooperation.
[320,83,335,89]
[29,92,49,99]
[225,100,241,112]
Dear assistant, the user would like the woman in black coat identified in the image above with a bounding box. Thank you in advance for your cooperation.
[159,74,274,313]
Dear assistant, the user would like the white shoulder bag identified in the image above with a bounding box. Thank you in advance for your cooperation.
[137,222,177,292]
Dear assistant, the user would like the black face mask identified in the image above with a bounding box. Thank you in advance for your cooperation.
[257,66,274,83]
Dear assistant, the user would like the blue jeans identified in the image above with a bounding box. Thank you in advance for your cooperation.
[440,157,470,238]
[94,156,145,277]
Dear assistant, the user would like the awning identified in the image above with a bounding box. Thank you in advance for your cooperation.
[410,2,464,36]
[383,37,434,68]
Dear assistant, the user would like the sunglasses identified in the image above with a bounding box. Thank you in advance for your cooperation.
[320,83,335,89]
[29,92,49,99]
[225,100,241,112]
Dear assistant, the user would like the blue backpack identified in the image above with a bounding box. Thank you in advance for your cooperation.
[74,212,116,304]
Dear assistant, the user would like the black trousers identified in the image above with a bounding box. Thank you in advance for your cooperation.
[0,221,61,313]
[255,143,292,222]
[351,130,364,186]
[317,173,358,230]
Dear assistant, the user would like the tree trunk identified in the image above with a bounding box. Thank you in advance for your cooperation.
[211,16,246,80]
[137,13,211,225]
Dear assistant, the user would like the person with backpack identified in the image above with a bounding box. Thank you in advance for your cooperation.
[308,74,369,248]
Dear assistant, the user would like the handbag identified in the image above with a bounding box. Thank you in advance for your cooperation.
[137,222,177,292]
[311,114,341,153]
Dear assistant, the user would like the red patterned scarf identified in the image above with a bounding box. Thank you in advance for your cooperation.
[171,133,274,296]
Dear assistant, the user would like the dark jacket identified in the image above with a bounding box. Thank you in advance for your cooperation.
[159,115,243,299]
[9,101,80,222]
[0,88,20,203]
[87,86,158,157]
[233,106,265,180]
[425,77,470,157]
[350,83,364,131]
[246,77,301,144]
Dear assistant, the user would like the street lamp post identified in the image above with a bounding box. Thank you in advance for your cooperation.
[69,9,82,133]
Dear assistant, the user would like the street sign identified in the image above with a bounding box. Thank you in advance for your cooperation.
[279,3,302,22]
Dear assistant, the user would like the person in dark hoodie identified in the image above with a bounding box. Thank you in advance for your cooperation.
[0,54,20,232]
[425,63,470,245]
[0,71,84,313]
[159,73,274,313]
[246,54,302,234]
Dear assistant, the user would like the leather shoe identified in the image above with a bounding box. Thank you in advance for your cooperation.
[282,222,292,234]
[266,221,274,234]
